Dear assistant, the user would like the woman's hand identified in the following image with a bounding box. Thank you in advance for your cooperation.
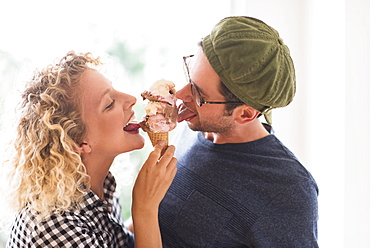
[132,142,177,213]
[131,142,177,248]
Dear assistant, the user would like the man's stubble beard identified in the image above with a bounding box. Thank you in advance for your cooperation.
[187,109,234,134]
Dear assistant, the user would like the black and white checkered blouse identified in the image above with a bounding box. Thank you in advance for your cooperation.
[6,172,134,248]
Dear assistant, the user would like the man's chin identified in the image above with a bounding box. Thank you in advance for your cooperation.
[186,121,202,132]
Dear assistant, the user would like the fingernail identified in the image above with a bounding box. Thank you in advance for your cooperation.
[157,141,165,147]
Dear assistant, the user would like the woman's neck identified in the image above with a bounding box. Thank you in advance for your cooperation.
[83,155,113,200]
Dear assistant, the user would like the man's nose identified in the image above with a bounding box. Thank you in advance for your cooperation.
[176,84,193,102]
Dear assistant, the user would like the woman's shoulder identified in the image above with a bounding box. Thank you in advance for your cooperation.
[7,205,97,247]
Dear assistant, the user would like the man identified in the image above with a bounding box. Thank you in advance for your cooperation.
[158,16,319,247]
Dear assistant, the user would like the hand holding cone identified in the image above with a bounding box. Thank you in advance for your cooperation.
[147,131,168,156]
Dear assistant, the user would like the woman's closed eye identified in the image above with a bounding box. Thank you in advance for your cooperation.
[105,99,115,110]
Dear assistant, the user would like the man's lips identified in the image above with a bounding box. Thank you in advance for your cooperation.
[177,103,197,123]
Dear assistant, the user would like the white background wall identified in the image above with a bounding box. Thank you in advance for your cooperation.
[345,0,370,247]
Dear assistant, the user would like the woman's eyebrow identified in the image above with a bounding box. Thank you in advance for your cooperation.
[100,88,111,101]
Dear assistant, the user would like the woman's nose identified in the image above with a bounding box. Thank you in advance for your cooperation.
[176,84,193,102]
[121,92,136,109]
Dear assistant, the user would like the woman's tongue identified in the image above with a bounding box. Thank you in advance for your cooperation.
[177,103,196,122]
[123,122,141,132]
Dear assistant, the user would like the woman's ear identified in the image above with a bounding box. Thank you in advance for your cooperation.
[233,105,260,124]
[78,142,92,154]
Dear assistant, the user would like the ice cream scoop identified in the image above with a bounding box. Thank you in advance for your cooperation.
[140,79,177,154]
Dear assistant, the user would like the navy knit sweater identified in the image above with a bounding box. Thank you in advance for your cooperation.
[159,127,318,247]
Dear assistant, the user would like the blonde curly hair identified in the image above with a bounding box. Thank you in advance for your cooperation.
[6,51,101,217]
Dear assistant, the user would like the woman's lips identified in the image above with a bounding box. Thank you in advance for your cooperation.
[123,122,141,133]
[177,103,197,122]
[123,113,141,133]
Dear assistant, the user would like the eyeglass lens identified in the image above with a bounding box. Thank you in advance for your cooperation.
[190,82,202,106]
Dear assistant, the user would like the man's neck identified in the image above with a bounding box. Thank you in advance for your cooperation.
[204,119,270,144]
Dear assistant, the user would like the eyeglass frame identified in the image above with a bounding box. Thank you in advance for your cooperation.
[183,55,243,107]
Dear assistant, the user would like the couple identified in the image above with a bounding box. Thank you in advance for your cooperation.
[5,16,318,247]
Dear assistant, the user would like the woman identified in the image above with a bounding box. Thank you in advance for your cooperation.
[4,51,177,247]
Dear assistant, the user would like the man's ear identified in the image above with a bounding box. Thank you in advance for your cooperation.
[233,105,260,124]
[78,142,92,154]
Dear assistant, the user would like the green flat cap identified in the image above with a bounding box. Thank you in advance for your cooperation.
[202,16,296,124]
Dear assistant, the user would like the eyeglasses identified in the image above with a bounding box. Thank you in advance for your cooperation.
[183,55,243,107]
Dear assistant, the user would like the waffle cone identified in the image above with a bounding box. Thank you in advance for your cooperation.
[147,131,168,155]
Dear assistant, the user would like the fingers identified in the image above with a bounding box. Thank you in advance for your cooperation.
[151,141,167,157]
[149,144,177,187]
[142,143,177,175]
[150,142,175,162]
[154,140,171,159]
[132,143,177,214]
[160,145,175,162]
[168,158,178,180]
[159,153,178,190]
[144,142,166,165]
